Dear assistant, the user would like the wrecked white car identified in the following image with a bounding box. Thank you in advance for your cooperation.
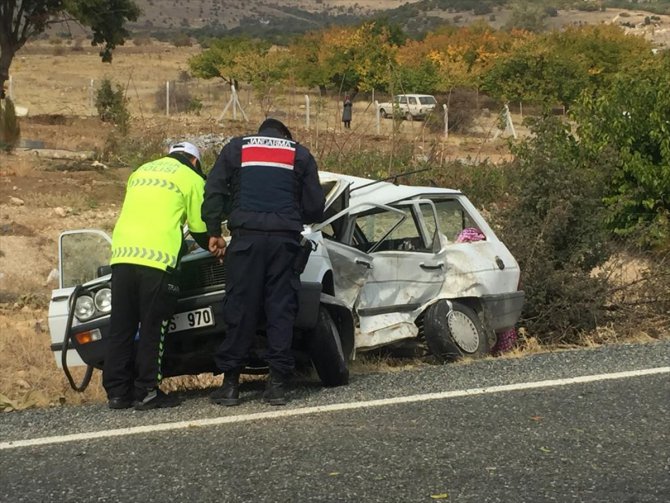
[48,171,524,390]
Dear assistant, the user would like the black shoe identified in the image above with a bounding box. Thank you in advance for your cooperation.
[210,371,241,406]
[108,396,133,410]
[263,371,290,406]
[134,389,180,411]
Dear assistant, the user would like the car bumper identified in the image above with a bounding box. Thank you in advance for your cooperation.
[481,291,525,332]
[54,282,323,376]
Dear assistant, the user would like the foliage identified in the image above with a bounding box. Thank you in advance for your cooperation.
[290,21,399,95]
[188,37,272,89]
[497,116,615,341]
[95,79,130,134]
[153,83,202,115]
[504,2,548,32]
[0,0,140,92]
[572,53,670,249]
[0,97,21,152]
[425,88,479,134]
[480,39,588,109]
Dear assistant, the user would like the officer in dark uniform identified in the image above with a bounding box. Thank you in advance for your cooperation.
[202,118,324,406]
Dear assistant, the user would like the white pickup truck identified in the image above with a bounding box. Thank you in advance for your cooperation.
[377,94,438,120]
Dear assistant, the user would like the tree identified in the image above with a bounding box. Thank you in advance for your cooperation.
[188,37,272,89]
[0,0,140,92]
[572,53,670,248]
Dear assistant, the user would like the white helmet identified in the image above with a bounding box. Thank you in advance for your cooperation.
[168,141,201,163]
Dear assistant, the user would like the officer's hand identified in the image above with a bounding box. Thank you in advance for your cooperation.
[208,236,227,262]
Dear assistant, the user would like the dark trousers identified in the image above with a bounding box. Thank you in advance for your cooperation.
[215,234,301,376]
[103,264,178,399]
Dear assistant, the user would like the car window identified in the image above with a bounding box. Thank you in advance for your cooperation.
[408,97,417,105]
[397,96,407,104]
[419,96,437,105]
[353,207,429,253]
[421,199,482,243]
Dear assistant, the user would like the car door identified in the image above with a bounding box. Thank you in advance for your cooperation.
[352,200,445,317]
[49,230,113,368]
[314,202,403,310]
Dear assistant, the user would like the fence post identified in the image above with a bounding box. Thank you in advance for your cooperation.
[166,81,170,116]
[375,100,380,135]
[305,94,310,129]
[443,104,448,139]
[8,75,13,100]
[89,79,95,114]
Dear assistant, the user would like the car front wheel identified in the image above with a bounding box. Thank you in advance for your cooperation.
[380,108,388,118]
[423,300,489,362]
[307,306,349,387]
[405,112,414,121]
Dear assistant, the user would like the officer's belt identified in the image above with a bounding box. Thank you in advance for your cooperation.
[232,228,300,240]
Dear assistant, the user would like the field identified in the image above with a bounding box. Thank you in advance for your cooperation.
[1,7,669,411]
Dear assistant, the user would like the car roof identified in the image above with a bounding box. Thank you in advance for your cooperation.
[395,94,434,98]
[320,171,460,208]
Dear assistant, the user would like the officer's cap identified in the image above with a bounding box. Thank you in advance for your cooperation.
[259,118,292,140]
[168,141,201,163]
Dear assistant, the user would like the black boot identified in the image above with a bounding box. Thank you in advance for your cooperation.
[210,371,241,406]
[263,370,290,406]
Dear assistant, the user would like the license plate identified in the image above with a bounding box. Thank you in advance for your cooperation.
[168,307,214,333]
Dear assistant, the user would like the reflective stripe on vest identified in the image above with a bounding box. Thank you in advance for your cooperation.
[238,136,297,214]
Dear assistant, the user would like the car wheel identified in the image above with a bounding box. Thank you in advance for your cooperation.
[307,306,349,387]
[380,108,388,118]
[423,300,489,362]
[405,112,414,121]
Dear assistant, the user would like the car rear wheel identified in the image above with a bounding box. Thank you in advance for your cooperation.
[423,300,489,362]
[307,306,349,387]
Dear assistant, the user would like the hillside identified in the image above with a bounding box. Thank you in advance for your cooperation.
[126,0,670,48]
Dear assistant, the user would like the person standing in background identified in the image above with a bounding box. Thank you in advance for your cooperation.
[342,95,352,129]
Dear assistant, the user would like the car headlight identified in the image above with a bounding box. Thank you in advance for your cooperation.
[94,288,112,313]
[75,295,95,321]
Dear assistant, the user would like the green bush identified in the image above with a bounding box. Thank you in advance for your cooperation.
[496,115,615,343]
[0,97,21,152]
[95,79,130,134]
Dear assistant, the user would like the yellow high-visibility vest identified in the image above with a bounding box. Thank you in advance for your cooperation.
[110,156,207,271]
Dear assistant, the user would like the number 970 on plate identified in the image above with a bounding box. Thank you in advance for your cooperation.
[168,307,214,333]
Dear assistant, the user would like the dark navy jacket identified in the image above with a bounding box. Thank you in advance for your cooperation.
[202,127,325,236]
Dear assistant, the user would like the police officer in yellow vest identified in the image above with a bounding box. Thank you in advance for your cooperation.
[103,142,210,410]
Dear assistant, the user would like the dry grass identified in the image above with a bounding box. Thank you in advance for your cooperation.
[0,307,106,412]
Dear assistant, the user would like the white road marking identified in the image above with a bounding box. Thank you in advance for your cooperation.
[2,366,668,450]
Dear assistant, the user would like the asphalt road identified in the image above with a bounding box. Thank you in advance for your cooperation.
[1,341,669,503]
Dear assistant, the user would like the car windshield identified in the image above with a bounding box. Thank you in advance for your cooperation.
[419,96,437,105]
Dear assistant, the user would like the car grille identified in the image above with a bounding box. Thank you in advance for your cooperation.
[180,256,226,295]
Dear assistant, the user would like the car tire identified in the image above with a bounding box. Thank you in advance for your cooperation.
[307,306,349,387]
[380,108,388,118]
[405,112,414,121]
[423,300,489,362]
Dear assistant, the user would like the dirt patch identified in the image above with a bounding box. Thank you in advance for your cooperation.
[0,221,35,236]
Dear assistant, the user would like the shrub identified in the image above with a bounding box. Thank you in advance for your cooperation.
[154,82,202,115]
[496,115,615,343]
[95,79,130,134]
[0,97,21,152]
[171,33,193,47]
[425,88,478,134]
